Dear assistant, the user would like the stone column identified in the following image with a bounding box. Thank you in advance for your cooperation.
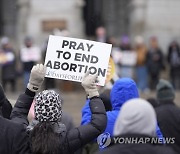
[16,0,30,46]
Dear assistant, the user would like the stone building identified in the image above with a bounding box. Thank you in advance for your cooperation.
[0,0,180,52]
[0,0,17,41]
[84,0,180,52]
[130,0,180,52]
[0,0,85,47]
[16,0,85,46]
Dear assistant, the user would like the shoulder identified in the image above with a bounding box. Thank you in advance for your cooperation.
[156,104,180,113]
[0,117,26,132]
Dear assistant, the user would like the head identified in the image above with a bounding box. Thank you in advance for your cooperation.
[95,26,106,38]
[114,98,157,137]
[110,78,139,110]
[169,40,180,51]
[1,37,10,49]
[31,90,63,154]
[134,36,144,48]
[121,35,130,45]
[24,36,33,47]
[34,90,62,122]
[150,36,158,49]
[120,35,131,50]
[156,79,175,103]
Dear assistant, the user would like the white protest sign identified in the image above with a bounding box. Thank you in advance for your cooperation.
[44,35,112,86]
[120,51,137,66]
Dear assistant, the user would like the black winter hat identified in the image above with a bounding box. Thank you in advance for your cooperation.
[156,79,175,101]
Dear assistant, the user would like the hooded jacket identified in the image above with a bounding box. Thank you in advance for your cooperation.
[113,98,157,136]
[81,78,163,138]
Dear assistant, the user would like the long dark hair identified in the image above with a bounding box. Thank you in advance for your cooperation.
[30,121,61,154]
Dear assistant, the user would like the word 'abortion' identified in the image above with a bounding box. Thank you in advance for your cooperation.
[46,40,106,77]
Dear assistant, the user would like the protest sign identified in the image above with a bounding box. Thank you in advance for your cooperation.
[44,35,112,86]
[120,51,137,66]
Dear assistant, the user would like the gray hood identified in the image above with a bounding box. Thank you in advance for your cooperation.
[114,98,156,137]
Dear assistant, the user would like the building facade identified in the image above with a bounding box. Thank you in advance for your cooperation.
[0,0,180,52]
[130,0,180,52]
[16,0,85,47]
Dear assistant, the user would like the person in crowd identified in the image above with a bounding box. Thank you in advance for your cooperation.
[11,64,107,154]
[97,98,177,154]
[95,26,107,43]
[167,41,180,90]
[119,36,137,78]
[0,37,16,92]
[20,36,41,88]
[134,36,148,92]
[146,37,164,90]
[81,78,163,143]
[155,79,180,153]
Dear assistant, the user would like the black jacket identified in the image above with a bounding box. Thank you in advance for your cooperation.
[0,116,30,154]
[167,45,180,69]
[146,49,164,75]
[97,134,177,154]
[155,102,180,154]
[11,91,107,154]
[1,48,16,80]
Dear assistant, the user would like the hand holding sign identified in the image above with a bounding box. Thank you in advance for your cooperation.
[81,71,99,98]
[45,35,112,86]
[27,64,46,92]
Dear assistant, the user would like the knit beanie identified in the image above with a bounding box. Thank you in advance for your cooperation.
[156,79,175,101]
[114,98,156,137]
[34,90,62,122]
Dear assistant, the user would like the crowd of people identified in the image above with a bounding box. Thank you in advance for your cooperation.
[95,26,180,92]
[0,27,180,153]
[111,36,180,92]
[0,27,180,92]
[0,63,179,154]
[0,36,41,91]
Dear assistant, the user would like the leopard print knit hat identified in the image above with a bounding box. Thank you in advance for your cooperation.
[34,90,62,122]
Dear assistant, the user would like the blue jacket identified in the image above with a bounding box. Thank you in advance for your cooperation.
[81,78,163,138]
